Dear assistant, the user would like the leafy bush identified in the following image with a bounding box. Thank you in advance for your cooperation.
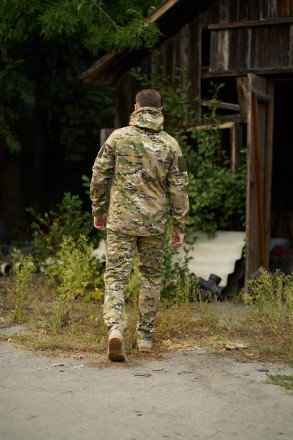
[246,268,293,334]
[11,248,35,322]
[50,235,103,332]
[27,192,93,260]
[160,234,198,303]
[188,125,246,235]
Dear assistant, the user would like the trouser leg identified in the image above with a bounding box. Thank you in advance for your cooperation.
[136,234,165,340]
[103,230,136,334]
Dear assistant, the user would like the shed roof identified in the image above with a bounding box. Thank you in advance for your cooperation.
[79,0,215,85]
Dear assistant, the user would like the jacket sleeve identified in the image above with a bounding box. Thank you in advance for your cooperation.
[90,140,115,217]
[167,144,189,233]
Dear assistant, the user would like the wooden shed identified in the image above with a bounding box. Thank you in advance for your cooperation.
[81,0,293,285]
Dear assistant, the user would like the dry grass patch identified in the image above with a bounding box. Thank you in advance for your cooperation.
[0,272,292,365]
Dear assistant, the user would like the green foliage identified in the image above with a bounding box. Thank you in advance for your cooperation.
[50,234,103,332]
[266,374,293,391]
[246,268,293,334]
[11,249,36,322]
[188,129,246,235]
[37,1,162,53]
[82,174,90,196]
[132,60,197,130]
[131,65,246,235]
[0,57,36,152]
[160,232,198,303]
[1,0,162,54]
[27,192,93,260]
[0,0,162,155]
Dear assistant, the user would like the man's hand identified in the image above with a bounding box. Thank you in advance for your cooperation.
[172,231,184,248]
[93,214,107,231]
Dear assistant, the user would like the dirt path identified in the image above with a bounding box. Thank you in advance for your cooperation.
[0,341,292,440]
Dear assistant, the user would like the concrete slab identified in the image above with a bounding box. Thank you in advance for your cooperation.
[0,342,292,440]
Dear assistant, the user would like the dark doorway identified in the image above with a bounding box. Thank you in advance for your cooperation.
[270,80,293,273]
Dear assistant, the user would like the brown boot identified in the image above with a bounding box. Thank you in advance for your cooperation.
[108,329,126,362]
[137,339,152,353]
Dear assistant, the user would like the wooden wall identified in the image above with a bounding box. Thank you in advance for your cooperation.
[205,0,293,73]
[115,14,203,127]
[114,0,293,128]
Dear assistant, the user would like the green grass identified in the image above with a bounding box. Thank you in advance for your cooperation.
[266,374,293,391]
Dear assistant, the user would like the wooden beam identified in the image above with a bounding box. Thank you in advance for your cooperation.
[251,96,266,266]
[150,0,183,22]
[208,17,293,30]
[201,100,240,111]
[236,76,249,122]
[201,66,293,78]
[289,25,293,65]
[78,53,116,82]
[193,121,235,130]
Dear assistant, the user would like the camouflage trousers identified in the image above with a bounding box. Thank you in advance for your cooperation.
[103,230,166,340]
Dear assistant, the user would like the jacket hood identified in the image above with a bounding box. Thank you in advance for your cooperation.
[129,107,164,132]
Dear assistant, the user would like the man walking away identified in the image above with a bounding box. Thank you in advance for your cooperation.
[90,89,189,362]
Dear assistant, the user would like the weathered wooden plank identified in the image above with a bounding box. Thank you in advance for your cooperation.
[201,101,240,111]
[219,0,230,22]
[229,0,239,22]
[264,80,274,257]
[236,76,250,122]
[210,23,289,71]
[202,66,293,77]
[179,21,190,67]
[208,1,220,23]
[250,28,264,68]
[238,0,249,21]
[289,24,293,65]
[210,30,218,70]
[228,29,250,69]
[268,0,278,18]
[275,25,290,66]
[216,30,229,70]
[247,0,261,21]
[260,0,269,19]
[150,0,182,22]
[208,17,293,30]
[230,122,237,171]
[188,18,201,116]
[245,73,274,282]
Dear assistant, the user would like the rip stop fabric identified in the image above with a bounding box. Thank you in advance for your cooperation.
[90,106,189,336]
[103,231,165,338]
[90,106,189,235]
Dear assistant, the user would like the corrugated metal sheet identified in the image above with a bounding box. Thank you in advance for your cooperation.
[177,230,245,287]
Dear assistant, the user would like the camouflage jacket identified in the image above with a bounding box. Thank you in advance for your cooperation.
[90,106,189,235]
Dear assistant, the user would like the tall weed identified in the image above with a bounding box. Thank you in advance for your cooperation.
[11,249,35,322]
[247,268,293,335]
[50,235,103,333]
[27,192,94,260]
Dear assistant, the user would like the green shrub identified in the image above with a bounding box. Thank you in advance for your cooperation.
[27,192,93,260]
[160,233,198,303]
[11,249,35,322]
[246,268,293,333]
[50,235,103,333]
